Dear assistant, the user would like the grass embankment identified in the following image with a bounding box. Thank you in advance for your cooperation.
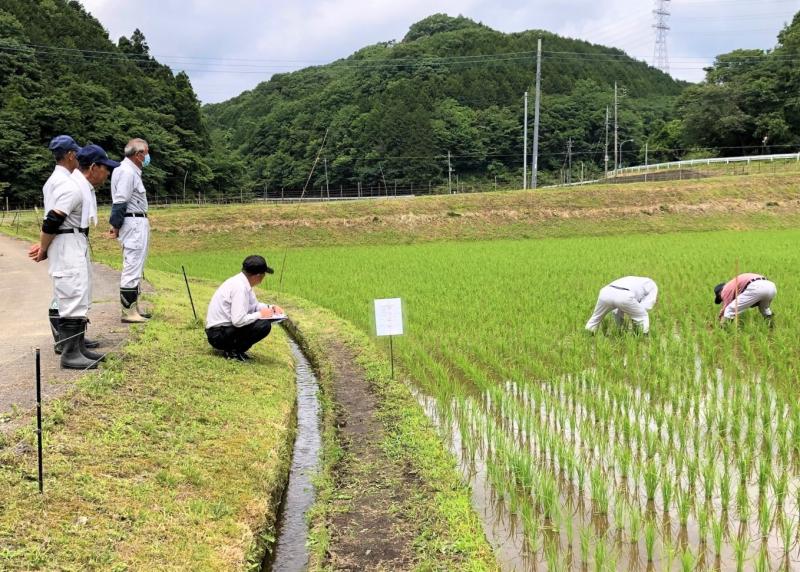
[4,170,800,252]
[0,269,296,570]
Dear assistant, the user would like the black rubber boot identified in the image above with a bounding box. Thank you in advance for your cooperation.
[49,309,63,355]
[83,319,100,349]
[78,318,106,362]
[59,318,98,370]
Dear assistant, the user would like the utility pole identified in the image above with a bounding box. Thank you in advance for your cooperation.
[614,82,619,173]
[567,138,573,185]
[447,151,453,194]
[531,38,542,190]
[604,106,610,178]
[324,157,330,199]
[523,91,528,190]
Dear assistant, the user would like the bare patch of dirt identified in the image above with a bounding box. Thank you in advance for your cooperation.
[321,339,418,571]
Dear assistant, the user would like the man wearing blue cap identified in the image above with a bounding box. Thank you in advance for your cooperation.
[31,144,120,369]
[109,138,152,323]
[30,135,101,355]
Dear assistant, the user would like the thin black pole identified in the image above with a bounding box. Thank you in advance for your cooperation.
[389,336,394,379]
[35,348,43,494]
[181,265,198,321]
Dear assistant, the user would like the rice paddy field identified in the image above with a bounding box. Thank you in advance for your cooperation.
[149,225,800,571]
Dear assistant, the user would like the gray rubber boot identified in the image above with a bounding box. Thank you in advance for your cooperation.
[59,318,98,370]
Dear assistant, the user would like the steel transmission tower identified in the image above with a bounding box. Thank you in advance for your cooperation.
[653,0,671,73]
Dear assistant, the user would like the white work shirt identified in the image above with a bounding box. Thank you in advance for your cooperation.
[608,276,658,310]
[205,272,269,329]
[50,174,83,230]
[43,165,73,213]
[111,157,148,213]
[70,169,98,228]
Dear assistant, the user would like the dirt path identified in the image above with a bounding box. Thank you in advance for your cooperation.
[0,234,132,430]
[319,338,418,570]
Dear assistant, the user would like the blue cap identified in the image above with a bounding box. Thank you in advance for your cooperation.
[48,135,81,153]
[77,144,120,170]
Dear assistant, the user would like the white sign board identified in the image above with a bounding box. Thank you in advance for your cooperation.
[374,298,404,337]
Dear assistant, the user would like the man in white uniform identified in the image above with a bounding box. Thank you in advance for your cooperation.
[205,255,286,361]
[31,145,119,369]
[31,135,100,354]
[585,276,658,334]
[109,138,151,323]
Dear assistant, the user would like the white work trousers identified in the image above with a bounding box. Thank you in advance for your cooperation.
[48,233,91,318]
[585,286,650,333]
[118,217,150,289]
[722,280,777,319]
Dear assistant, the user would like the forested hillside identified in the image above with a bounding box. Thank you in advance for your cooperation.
[205,14,686,193]
[675,12,800,156]
[0,0,223,206]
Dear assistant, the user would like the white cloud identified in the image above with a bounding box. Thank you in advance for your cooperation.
[77,0,797,103]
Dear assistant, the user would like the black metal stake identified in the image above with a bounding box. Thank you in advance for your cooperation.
[181,265,198,321]
[389,336,394,379]
[35,348,43,494]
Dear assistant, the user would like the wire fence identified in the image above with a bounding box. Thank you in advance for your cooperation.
[2,153,799,221]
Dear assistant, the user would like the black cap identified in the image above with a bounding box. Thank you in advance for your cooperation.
[77,144,120,170]
[242,255,274,275]
[714,283,725,304]
[48,135,81,153]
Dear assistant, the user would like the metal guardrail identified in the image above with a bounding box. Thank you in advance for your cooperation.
[611,152,800,176]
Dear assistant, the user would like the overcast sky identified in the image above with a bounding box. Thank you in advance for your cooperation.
[79,0,798,104]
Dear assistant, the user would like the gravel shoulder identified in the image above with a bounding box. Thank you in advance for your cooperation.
[0,233,135,431]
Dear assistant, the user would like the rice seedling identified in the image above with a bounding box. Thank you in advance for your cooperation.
[720,468,732,512]
[590,468,609,516]
[579,526,591,566]
[676,486,692,527]
[629,502,642,543]
[644,518,657,563]
[758,496,772,540]
[736,482,751,522]
[702,459,716,500]
[593,535,608,572]
[732,534,748,572]
[754,545,769,572]
[681,546,695,572]
[697,502,709,544]
[778,509,794,556]
[661,472,674,513]
[644,461,659,502]
[711,515,724,557]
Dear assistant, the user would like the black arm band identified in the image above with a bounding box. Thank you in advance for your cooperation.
[42,210,67,234]
[109,202,128,229]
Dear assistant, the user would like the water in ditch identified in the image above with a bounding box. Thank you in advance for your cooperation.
[267,340,321,572]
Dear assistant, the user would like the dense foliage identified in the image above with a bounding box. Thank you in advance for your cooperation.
[0,0,230,207]
[205,14,685,193]
[676,12,800,158]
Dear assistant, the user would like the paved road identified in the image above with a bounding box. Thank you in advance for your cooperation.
[0,233,131,430]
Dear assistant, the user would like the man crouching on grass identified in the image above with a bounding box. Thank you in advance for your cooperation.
[205,255,286,361]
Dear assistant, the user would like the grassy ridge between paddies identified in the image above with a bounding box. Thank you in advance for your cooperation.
[279,295,498,571]
[0,269,296,570]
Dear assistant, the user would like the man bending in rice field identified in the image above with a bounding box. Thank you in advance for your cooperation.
[585,276,658,335]
[714,273,776,325]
